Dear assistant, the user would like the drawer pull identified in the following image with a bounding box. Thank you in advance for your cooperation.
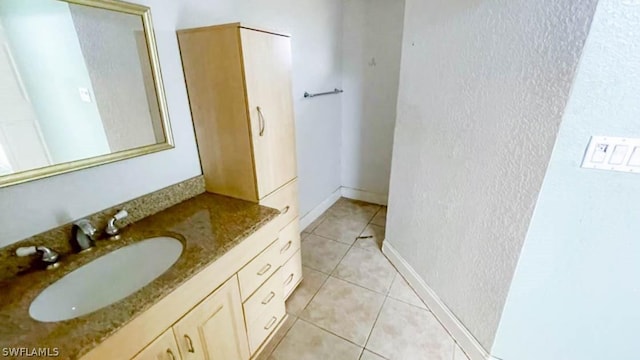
[280,240,292,254]
[264,316,278,330]
[184,334,195,353]
[280,205,290,214]
[257,263,272,276]
[262,291,276,305]
[284,273,294,286]
[166,349,176,360]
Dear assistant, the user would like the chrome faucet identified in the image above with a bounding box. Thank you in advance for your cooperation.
[72,219,97,252]
[105,209,128,240]
[15,246,60,270]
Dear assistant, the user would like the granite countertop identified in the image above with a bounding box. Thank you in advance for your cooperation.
[0,193,279,359]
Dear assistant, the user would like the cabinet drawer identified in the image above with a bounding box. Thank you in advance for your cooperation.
[281,250,303,299]
[243,268,284,324]
[238,239,280,301]
[246,291,286,354]
[277,219,301,266]
[259,179,298,230]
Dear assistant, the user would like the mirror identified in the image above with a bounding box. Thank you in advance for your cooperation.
[0,0,173,187]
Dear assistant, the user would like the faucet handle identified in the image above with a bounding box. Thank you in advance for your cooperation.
[106,209,128,239]
[16,246,38,257]
[16,246,60,269]
[113,209,128,222]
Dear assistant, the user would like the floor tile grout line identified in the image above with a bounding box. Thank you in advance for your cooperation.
[327,273,391,296]
[386,272,398,296]
[387,271,431,311]
[296,317,369,352]
[307,231,360,247]
[361,296,389,358]
[386,293,430,311]
[292,267,331,317]
[363,348,391,360]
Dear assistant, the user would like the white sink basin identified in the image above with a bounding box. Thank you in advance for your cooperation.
[29,237,183,322]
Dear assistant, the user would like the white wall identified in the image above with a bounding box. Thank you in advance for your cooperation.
[492,1,640,358]
[0,0,111,163]
[386,0,597,350]
[0,0,202,247]
[341,0,404,200]
[177,0,344,219]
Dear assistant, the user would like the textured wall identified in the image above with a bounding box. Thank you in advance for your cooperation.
[386,0,597,349]
[492,0,640,358]
[177,0,344,218]
[0,0,202,247]
[70,4,159,152]
[341,0,404,199]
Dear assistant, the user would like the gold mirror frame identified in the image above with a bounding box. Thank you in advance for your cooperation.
[0,0,174,188]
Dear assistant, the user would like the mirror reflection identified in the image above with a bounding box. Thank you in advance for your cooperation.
[0,0,171,180]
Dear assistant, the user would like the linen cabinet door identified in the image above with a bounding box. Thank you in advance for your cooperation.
[172,277,250,360]
[240,28,297,199]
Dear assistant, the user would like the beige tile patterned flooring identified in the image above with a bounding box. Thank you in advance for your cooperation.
[259,198,471,360]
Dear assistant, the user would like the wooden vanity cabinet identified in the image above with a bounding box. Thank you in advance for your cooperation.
[177,22,303,359]
[178,23,304,305]
[131,329,180,360]
[177,23,297,203]
[172,277,250,360]
[132,277,250,360]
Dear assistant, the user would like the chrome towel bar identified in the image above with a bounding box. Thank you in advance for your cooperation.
[304,88,344,98]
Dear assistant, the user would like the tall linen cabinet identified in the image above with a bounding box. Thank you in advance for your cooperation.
[177,22,303,349]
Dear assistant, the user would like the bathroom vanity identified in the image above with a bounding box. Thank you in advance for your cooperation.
[0,188,301,359]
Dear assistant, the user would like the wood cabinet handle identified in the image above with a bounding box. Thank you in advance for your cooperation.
[257,263,272,276]
[262,291,276,305]
[264,316,278,330]
[280,205,290,214]
[184,334,195,353]
[166,349,176,360]
[280,240,292,254]
[284,273,294,286]
[257,106,266,136]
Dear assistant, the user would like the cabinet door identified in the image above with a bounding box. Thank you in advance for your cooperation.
[240,28,297,198]
[173,277,250,360]
[132,329,181,360]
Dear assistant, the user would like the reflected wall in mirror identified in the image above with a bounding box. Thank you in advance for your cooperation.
[0,0,173,187]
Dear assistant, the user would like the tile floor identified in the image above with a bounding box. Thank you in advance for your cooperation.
[259,198,471,360]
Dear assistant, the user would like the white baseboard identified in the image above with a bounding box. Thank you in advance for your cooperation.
[340,186,388,205]
[299,187,341,231]
[382,240,497,360]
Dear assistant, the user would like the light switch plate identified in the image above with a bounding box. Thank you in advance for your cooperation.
[78,87,92,103]
[582,136,640,173]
